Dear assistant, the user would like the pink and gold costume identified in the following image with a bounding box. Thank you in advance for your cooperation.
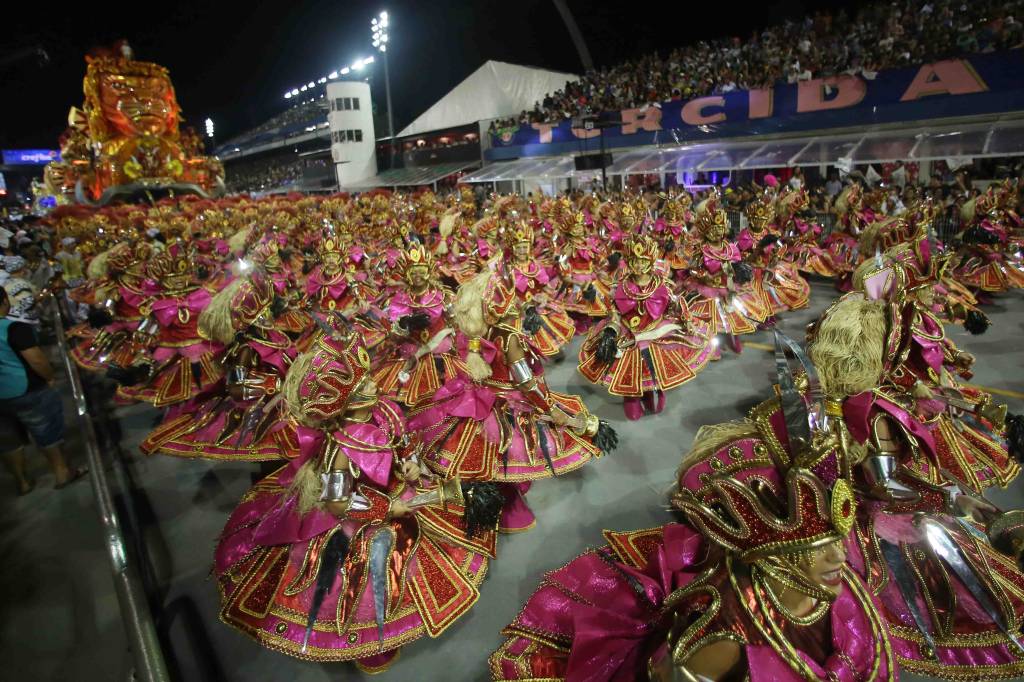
[578,235,714,420]
[214,334,496,672]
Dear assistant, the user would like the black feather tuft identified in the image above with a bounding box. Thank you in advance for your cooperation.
[962,226,1002,246]
[663,239,675,254]
[963,310,990,335]
[607,252,622,270]
[315,530,350,593]
[271,295,289,318]
[522,306,542,334]
[460,482,504,538]
[398,312,431,332]
[1008,413,1024,463]
[594,420,618,454]
[106,364,149,386]
[595,327,619,364]
[301,529,349,651]
[196,265,210,280]
[757,234,778,250]
[582,284,597,302]
[87,308,114,329]
[732,262,754,284]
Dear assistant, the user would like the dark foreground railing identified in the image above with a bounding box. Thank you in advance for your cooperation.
[51,300,171,682]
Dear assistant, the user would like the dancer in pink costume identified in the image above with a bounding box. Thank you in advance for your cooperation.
[578,234,714,421]
[214,331,502,673]
[408,265,616,533]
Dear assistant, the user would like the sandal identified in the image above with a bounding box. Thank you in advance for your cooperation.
[55,466,89,489]
[17,479,35,496]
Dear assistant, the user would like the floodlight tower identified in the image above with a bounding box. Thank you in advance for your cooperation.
[371,10,395,165]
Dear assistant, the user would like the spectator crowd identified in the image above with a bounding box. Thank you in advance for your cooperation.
[224,156,331,194]
[490,0,1023,133]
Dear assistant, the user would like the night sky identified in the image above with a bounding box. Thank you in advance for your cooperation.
[2,0,853,150]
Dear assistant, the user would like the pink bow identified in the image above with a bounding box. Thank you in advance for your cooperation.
[430,378,496,421]
[150,288,211,326]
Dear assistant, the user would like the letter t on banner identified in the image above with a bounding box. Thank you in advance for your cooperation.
[531,122,557,144]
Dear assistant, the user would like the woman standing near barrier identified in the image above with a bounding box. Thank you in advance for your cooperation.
[0,287,86,495]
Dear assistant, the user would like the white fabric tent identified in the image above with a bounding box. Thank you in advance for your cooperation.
[396,60,578,139]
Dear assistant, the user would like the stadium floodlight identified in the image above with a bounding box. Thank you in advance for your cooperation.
[307,81,315,88]
[300,85,307,92]
[284,92,292,99]
[204,118,214,138]
[291,88,299,96]
[329,71,338,79]
[370,10,395,161]
[352,59,364,70]
[365,56,375,64]
[318,77,327,84]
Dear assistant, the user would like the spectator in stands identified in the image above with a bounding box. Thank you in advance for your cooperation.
[0,287,86,495]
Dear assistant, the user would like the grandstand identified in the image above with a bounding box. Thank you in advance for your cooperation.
[214,97,337,194]
[215,0,1024,195]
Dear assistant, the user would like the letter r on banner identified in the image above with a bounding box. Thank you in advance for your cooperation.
[620,107,663,134]
[797,76,866,112]
[900,60,989,101]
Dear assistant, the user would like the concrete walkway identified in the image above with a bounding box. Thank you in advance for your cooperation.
[2,282,1022,681]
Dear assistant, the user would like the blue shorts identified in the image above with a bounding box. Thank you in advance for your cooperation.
[0,385,66,451]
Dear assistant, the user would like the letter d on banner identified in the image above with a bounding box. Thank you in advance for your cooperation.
[797,76,866,112]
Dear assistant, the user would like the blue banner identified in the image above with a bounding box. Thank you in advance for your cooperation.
[2,149,61,165]
[488,52,1024,160]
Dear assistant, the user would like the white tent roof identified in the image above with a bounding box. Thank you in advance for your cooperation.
[396,60,578,139]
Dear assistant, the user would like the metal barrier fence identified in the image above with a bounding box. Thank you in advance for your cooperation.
[51,300,171,682]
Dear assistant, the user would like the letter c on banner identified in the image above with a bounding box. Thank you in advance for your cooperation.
[531,122,556,144]
[900,60,989,101]
[681,97,726,125]
[797,76,866,112]
[620,106,663,134]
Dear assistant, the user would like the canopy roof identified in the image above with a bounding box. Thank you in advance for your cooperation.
[461,118,1024,183]
[396,60,578,139]
[341,160,478,190]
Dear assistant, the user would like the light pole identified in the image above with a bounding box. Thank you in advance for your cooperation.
[372,10,396,167]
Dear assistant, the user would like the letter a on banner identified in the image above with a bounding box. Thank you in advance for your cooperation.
[900,60,989,101]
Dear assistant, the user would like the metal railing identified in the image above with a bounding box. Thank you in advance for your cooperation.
[51,300,171,682]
